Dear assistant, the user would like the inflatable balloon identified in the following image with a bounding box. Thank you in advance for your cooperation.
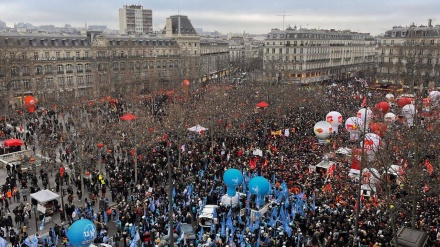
[429,90,440,101]
[356,108,372,123]
[360,133,381,152]
[375,102,390,114]
[326,111,343,134]
[401,104,416,127]
[66,219,97,247]
[397,97,412,107]
[370,122,387,137]
[223,168,243,197]
[24,96,37,113]
[345,117,363,141]
[313,121,332,140]
[183,79,190,86]
[385,93,395,102]
[248,176,270,206]
[384,112,397,123]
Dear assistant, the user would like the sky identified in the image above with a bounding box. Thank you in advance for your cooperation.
[0,0,439,35]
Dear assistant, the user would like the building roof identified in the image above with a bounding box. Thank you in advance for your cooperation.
[266,28,373,41]
[167,15,198,35]
[0,33,90,47]
[383,25,440,38]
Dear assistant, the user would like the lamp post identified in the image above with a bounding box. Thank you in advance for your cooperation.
[354,87,370,243]
[33,205,38,232]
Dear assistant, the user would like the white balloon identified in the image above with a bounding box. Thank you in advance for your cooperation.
[313,121,332,140]
[360,133,381,151]
[345,117,363,133]
[326,111,343,133]
[384,112,397,123]
[385,93,395,101]
[357,108,372,123]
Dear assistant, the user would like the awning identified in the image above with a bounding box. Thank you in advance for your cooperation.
[30,189,60,203]
[316,160,336,170]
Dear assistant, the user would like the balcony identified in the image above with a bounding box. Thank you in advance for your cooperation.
[77,70,84,73]
[85,69,92,72]
[57,71,64,74]
[66,70,73,73]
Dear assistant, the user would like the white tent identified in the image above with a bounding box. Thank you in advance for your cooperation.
[187,124,208,134]
[316,160,336,170]
[336,147,352,156]
[30,189,60,203]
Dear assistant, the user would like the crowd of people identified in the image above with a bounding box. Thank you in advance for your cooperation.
[0,79,440,247]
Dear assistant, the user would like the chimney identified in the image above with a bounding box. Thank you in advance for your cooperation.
[428,19,433,28]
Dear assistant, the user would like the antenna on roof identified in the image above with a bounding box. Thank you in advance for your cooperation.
[276,11,292,30]
[178,4,180,15]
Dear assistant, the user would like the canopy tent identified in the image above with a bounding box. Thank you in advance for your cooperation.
[255,101,269,108]
[3,138,23,147]
[30,189,60,203]
[336,147,352,156]
[119,113,138,121]
[187,124,208,134]
[316,160,336,170]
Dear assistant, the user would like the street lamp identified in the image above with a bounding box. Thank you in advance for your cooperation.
[33,205,38,232]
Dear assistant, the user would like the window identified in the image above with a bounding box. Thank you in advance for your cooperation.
[77,64,83,72]
[85,75,92,84]
[85,51,89,58]
[389,49,393,54]
[77,76,84,85]
[75,51,80,58]
[382,40,387,45]
[57,65,64,74]
[113,63,119,70]
[11,67,18,76]
[391,40,394,45]
[120,62,125,70]
[58,76,65,86]
[66,64,73,73]
[67,76,73,85]
[22,66,30,75]
[45,77,54,87]
[431,40,435,45]
[11,81,19,89]
[35,66,43,75]
[23,79,31,89]
[66,52,71,59]
[33,52,39,59]
[45,65,53,74]
[85,63,91,72]
[45,52,50,59]
[55,52,60,59]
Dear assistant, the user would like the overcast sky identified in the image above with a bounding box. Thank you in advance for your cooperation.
[0,0,439,35]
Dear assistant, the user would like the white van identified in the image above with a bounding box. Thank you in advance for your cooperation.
[198,205,219,228]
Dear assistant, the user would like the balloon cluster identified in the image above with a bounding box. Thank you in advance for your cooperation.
[223,169,270,206]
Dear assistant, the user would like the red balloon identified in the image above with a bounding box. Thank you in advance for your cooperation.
[183,79,190,86]
[397,97,412,107]
[423,98,431,107]
[24,96,37,108]
[370,122,387,138]
[375,102,390,113]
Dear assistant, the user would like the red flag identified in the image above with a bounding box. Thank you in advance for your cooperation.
[350,148,362,174]
[361,98,367,107]
[249,157,258,170]
[425,160,433,175]
[424,183,429,193]
[361,193,365,202]
[162,133,167,141]
[131,148,135,156]
[327,163,336,177]
[261,158,268,168]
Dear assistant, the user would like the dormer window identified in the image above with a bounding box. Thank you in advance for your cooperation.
[401,32,406,37]
[391,32,396,37]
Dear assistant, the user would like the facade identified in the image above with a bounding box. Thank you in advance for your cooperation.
[0,15,233,103]
[377,20,440,90]
[119,5,153,35]
[200,38,230,82]
[0,32,181,102]
[264,26,376,83]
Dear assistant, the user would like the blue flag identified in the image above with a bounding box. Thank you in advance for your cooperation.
[0,237,7,247]
[130,225,136,238]
[198,226,204,241]
[149,199,155,212]
[172,187,176,198]
[40,215,46,230]
[104,210,108,223]
[226,214,235,234]
[311,192,316,211]
[220,215,226,237]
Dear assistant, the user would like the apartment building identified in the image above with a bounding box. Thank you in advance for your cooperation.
[377,19,440,90]
[119,5,153,35]
[264,26,376,83]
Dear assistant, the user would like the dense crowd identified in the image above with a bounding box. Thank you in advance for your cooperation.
[1,79,440,247]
